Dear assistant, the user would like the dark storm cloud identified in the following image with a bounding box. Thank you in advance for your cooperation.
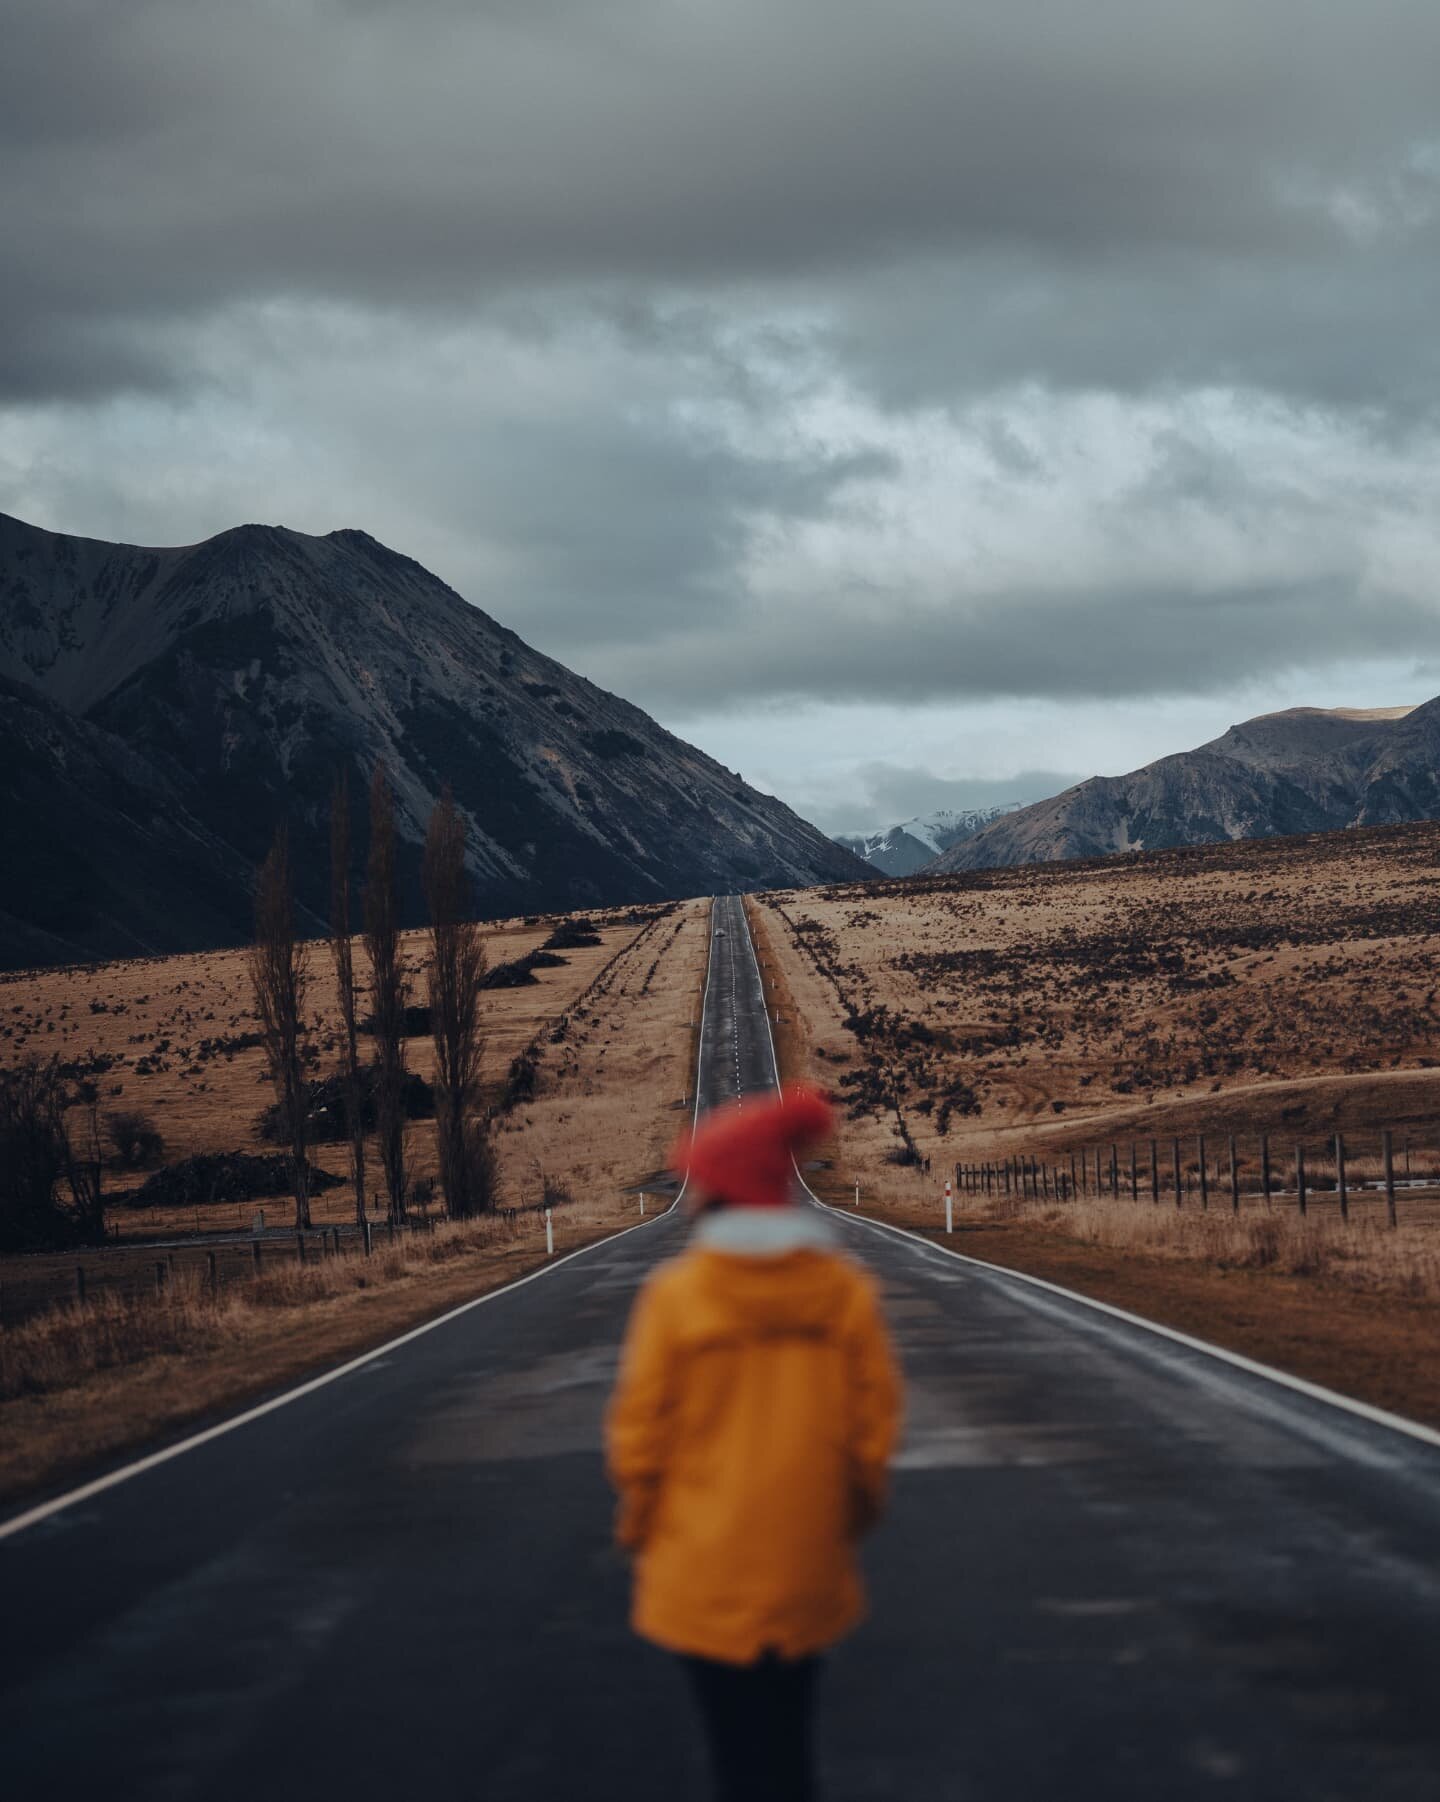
[6,0,1440,405]
[826,247,1440,423]
[588,578,1440,712]
[850,765,1080,820]
[5,0,1440,722]
[451,417,896,646]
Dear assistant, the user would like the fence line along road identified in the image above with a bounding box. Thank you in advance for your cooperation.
[953,1122,1431,1227]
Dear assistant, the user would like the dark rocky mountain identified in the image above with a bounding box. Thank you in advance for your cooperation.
[0,511,867,968]
[928,704,1439,874]
[835,803,1027,876]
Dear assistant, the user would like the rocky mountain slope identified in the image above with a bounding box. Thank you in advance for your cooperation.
[835,804,1026,876]
[0,511,866,967]
[928,704,1439,874]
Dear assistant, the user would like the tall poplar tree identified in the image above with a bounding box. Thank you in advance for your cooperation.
[423,789,490,1216]
[329,772,367,1226]
[364,765,408,1222]
[251,828,311,1229]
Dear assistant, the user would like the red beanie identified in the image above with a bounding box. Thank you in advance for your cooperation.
[672,1083,834,1210]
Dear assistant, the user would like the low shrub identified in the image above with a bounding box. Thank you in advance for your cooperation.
[543,917,603,951]
[481,950,568,989]
[127,1151,343,1209]
[105,1109,165,1169]
[257,1067,434,1143]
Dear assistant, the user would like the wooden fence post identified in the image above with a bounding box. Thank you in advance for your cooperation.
[296,1232,306,1264]
[253,1239,262,1274]
[1383,1129,1397,1229]
[1335,1133,1348,1222]
[1198,1135,1209,1210]
[1228,1134,1239,1214]
[1295,1144,1307,1216]
[154,1260,167,1297]
[1150,1139,1160,1204]
[1110,1144,1119,1196]
[207,1250,218,1294]
[1171,1138,1183,1209]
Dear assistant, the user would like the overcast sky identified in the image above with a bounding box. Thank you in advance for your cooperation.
[5,0,1440,834]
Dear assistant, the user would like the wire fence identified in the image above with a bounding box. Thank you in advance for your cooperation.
[955,1127,1437,1229]
[0,1195,569,1329]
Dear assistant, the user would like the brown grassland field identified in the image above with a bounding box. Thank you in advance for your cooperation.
[8,817,1440,1506]
[0,899,709,1502]
[749,819,1440,1428]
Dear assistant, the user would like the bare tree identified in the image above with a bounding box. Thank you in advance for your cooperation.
[0,1057,106,1251]
[66,1079,105,1240]
[330,772,368,1226]
[423,789,491,1216]
[365,765,408,1222]
[250,827,312,1230]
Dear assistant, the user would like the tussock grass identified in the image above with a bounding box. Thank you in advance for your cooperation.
[0,1212,519,1403]
[977,1188,1440,1298]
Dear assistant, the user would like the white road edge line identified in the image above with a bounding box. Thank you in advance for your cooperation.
[738,895,1440,1457]
[0,898,722,1543]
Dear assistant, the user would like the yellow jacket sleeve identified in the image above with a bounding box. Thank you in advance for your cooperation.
[846,1273,903,1536]
[604,1274,677,1552]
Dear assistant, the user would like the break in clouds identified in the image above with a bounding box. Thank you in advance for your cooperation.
[5,0,1440,825]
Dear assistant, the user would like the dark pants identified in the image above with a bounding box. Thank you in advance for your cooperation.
[680,1651,821,1802]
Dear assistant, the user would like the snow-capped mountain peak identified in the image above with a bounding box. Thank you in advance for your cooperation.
[834,803,1028,876]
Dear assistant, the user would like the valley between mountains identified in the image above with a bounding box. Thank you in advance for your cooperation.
[5,820,1440,1503]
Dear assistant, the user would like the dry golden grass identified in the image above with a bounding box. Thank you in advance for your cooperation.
[858,1178,1440,1300]
[0,1208,647,1503]
[0,898,711,1501]
[0,1213,521,1403]
[0,902,701,1239]
[751,822,1440,1218]
[748,829,1440,1418]
[489,900,709,1210]
[863,1206,1440,1429]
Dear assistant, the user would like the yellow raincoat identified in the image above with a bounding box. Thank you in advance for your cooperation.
[605,1209,903,1665]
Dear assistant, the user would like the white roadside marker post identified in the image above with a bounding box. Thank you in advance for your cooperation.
[545,1208,554,1257]
[639,1191,646,1216]
[944,1180,953,1235]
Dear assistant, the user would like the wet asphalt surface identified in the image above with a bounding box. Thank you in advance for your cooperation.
[4,893,1439,1800]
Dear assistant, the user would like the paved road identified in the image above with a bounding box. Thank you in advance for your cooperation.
[5,894,1440,1800]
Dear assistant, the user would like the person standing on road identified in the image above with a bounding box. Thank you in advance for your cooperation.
[606,1083,903,1802]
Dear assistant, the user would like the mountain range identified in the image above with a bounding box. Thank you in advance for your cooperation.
[834,804,1026,876]
[0,512,866,969]
[928,704,1440,873]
